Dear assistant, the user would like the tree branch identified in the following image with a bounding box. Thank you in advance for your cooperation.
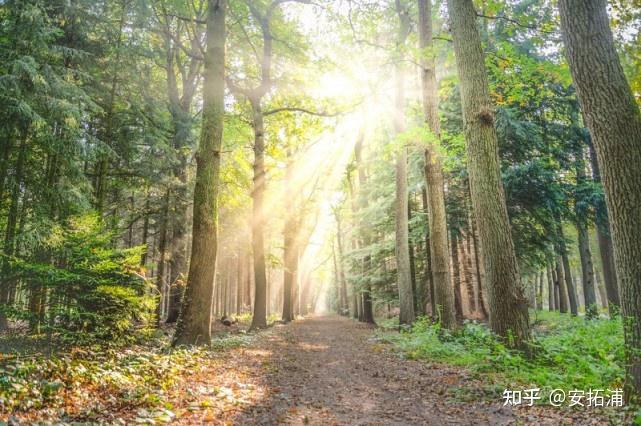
[476,13,554,34]
[263,106,344,117]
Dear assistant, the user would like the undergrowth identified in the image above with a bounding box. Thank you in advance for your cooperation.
[379,311,624,400]
[0,333,254,422]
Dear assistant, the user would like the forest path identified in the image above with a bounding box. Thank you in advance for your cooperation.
[230,314,514,425]
[172,315,604,425]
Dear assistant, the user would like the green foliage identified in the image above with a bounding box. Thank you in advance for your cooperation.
[380,311,624,400]
[6,214,154,343]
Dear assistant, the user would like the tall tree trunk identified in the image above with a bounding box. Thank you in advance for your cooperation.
[236,254,243,315]
[418,0,456,328]
[173,0,225,346]
[354,134,375,324]
[448,0,529,346]
[0,135,12,204]
[156,190,170,325]
[163,27,200,324]
[559,0,641,395]
[140,194,150,266]
[282,220,297,322]
[537,271,544,311]
[335,217,349,316]
[421,187,435,316]
[332,241,341,313]
[250,100,268,329]
[557,224,578,315]
[0,135,28,331]
[409,219,418,314]
[595,272,608,310]
[547,264,555,311]
[461,234,476,314]
[166,209,188,323]
[471,216,488,318]
[223,260,229,316]
[589,142,619,315]
[394,0,415,325]
[282,153,296,322]
[450,231,463,320]
[94,0,127,213]
[555,255,568,313]
[575,148,598,317]
[527,277,536,309]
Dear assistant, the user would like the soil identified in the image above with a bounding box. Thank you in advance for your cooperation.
[168,315,613,425]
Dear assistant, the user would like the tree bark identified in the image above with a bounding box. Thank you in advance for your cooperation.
[554,255,568,313]
[471,216,488,318]
[353,134,375,324]
[94,0,127,214]
[421,187,435,316]
[447,0,530,346]
[156,190,170,325]
[595,272,608,310]
[537,271,544,311]
[282,157,297,322]
[394,0,415,325]
[418,0,456,329]
[559,0,641,393]
[450,231,463,320]
[460,234,476,314]
[250,100,268,330]
[547,264,555,311]
[557,224,578,315]
[588,142,619,315]
[0,134,28,331]
[163,14,205,324]
[172,0,225,346]
[335,214,349,316]
[575,148,598,317]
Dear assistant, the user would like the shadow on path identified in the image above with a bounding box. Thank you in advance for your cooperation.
[230,315,517,425]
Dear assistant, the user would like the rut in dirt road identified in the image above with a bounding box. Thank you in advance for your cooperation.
[230,315,578,426]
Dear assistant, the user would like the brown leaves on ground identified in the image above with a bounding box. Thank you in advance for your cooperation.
[4,315,618,425]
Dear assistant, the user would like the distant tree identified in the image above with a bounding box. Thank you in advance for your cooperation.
[417,0,456,329]
[393,0,415,326]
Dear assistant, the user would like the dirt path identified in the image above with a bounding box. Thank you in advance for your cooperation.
[231,315,515,425]
[168,315,609,425]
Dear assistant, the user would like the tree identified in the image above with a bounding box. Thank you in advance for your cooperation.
[227,0,316,330]
[447,0,530,346]
[354,132,375,324]
[417,0,456,329]
[173,0,226,346]
[589,141,620,315]
[393,0,415,326]
[558,0,641,394]
[282,150,297,323]
[153,1,205,323]
[574,146,597,318]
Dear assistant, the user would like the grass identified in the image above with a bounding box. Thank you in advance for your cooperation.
[378,310,625,400]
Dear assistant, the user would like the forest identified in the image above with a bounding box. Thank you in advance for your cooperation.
[0,0,640,423]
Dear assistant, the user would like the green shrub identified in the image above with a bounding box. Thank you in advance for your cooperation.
[5,214,154,344]
[380,311,625,399]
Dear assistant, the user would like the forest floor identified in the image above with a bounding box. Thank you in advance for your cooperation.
[3,315,622,425]
[168,315,612,425]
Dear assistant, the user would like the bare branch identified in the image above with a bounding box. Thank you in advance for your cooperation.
[163,12,206,25]
[347,0,391,51]
[263,106,344,117]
